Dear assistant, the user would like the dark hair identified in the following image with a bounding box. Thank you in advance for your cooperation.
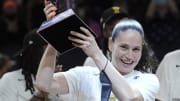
[100,7,128,56]
[100,6,128,30]
[16,29,46,94]
[101,16,126,55]
[136,39,159,73]
[111,18,158,73]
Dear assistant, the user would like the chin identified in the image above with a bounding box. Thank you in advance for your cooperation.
[120,66,134,74]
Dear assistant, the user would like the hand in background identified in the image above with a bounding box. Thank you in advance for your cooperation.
[44,0,57,19]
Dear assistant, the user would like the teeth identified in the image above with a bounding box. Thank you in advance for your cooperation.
[124,62,132,64]
[122,60,133,64]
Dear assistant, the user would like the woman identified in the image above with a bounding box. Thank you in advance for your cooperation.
[35,2,159,101]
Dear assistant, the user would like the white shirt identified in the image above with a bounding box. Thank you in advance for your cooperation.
[156,50,180,101]
[55,66,101,101]
[0,69,58,101]
[124,70,159,101]
[54,66,159,101]
[0,69,34,101]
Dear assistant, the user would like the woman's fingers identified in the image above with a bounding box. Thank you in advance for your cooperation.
[68,27,97,49]
[69,27,95,41]
[43,3,57,19]
[80,27,94,37]
[69,31,89,41]
[68,27,100,58]
[68,35,86,45]
[44,4,57,14]
[71,42,90,49]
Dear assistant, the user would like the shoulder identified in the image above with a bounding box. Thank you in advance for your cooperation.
[140,73,159,84]
[0,69,24,93]
[133,72,160,101]
[127,71,159,84]
[0,69,24,85]
[67,66,100,75]
[83,57,97,67]
[134,71,159,86]
[157,50,180,72]
[61,66,100,84]
[164,50,180,60]
[1,69,23,81]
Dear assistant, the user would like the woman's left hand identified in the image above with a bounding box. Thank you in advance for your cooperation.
[68,27,101,58]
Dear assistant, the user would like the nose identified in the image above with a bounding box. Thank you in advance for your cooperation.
[125,50,133,60]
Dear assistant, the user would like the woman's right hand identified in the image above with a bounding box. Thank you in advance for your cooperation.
[68,27,102,59]
[44,0,57,20]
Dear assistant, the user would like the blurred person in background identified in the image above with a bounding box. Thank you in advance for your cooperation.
[146,0,179,20]
[144,0,180,61]
[0,29,47,101]
[26,0,46,31]
[0,0,27,57]
[156,50,180,101]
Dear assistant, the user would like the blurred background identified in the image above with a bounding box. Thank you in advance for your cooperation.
[0,0,180,64]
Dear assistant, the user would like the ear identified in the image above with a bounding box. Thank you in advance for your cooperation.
[108,37,113,52]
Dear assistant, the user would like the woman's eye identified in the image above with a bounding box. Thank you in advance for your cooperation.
[120,45,128,50]
[133,48,140,52]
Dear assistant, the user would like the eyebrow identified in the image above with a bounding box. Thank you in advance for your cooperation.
[118,42,142,48]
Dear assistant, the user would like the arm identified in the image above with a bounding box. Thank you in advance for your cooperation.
[92,49,143,101]
[29,91,48,101]
[35,45,68,94]
[96,56,143,100]
[68,27,143,101]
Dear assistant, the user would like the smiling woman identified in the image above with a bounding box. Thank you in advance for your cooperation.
[110,19,153,74]
[110,29,143,74]
[35,2,159,100]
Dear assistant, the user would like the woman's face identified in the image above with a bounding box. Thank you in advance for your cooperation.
[110,29,143,75]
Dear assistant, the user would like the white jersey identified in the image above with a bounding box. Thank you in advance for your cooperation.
[0,69,59,101]
[53,66,159,101]
[0,69,34,101]
[156,50,180,101]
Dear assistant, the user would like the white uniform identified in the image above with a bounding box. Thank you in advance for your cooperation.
[0,69,58,101]
[156,50,180,101]
[0,69,34,101]
[54,66,159,101]
[83,57,97,67]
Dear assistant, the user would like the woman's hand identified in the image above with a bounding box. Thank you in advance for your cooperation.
[44,0,57,19]
[68,27,101,58]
